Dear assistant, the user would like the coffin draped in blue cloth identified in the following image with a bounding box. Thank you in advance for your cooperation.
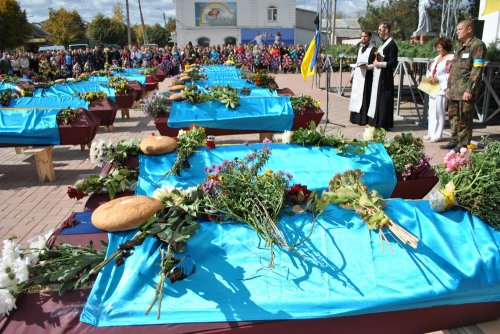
[0,108,60,144]
[80,198,500,327]
[168,96,294,131]
[7,96,89,110]
[88,75,147,85]
[136,143,396,198]
[34,82,115,98]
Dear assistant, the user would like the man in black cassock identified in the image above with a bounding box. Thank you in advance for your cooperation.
[367,22,398,130]
[349,30,376,125]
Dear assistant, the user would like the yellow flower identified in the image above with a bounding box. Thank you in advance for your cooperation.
[264,169,273,176]
[441,183,456,208]
[21,89,26,96]
[467,144,476,151]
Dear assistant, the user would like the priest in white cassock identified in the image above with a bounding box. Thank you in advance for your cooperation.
[368,22,399,130]
[349,30,376,125]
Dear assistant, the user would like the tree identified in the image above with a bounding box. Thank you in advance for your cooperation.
[43,8,85,46]
[0,0,31,50]
[166,17,176,33]
[111,3,124,23]
[133,24,170,46]
[87,13,129,47]
[358,0,418,41]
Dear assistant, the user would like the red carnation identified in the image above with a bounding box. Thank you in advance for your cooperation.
[76,190,85,200]
[288,184,311,204]
[67,186,78,199]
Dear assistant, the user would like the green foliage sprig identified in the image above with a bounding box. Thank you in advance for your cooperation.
[141,92,172,118]
[292,121,368,154]
[384,133,431,179]
[182,84,240,109]
[0,89,17,106]
[71,167,139,200]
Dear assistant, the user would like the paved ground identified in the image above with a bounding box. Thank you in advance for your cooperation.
[0,72,498,333]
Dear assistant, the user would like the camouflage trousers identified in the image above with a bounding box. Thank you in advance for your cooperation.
[448,100,474,146]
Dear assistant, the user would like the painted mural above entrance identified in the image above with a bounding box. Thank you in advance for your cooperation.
[195,2,237,26]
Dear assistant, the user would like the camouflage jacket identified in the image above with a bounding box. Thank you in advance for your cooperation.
[447,36,487,100]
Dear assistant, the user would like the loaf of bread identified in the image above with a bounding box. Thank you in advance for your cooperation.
[169,92,185,101]
[140,135,177,154]
[168,84,185,91]
[91,195,164,231]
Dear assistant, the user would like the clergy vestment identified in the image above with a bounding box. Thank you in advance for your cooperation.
[349,43,376,125]
[367,38,398,130]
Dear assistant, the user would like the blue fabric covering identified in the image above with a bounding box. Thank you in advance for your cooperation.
[87,75,147,85]
[197,86,277,97]
[168,96,294,131]
[60,211,105,235]
[7,96,89,110]
[0,108,60,144]
[136,143,396,197]
[80,199,500,327]
[0,83,17,91]
[34,82,115,98]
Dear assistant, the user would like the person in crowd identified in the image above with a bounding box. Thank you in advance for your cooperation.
[83,59,92,73]
[289,45,298,73]
[252,45,261,72]
[171,45,181,75]
[209,46,220,64]
[274,32,282,46]
[72,60,82,78]
[130,46,142,67]
[19,53,30,77]
[64,51,72,74]
[367,22,398,130]
[185,42,198,67]
[349,30,376,126]
[269,44,281,73]
[243,44,253,71]
[10,54,20,77]
[282,52,292,73]
[441,20,487,151]
[424,37,454,142]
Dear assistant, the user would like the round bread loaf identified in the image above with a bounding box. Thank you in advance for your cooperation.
[91,196,163,231]
[169,92,185,101]
[168,84,185,91]
[140,135,177,154]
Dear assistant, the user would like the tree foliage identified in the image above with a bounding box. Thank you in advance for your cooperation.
[111,3,124,23]
[43,8,85,46]
[358,0,445,41]
[133,24,170,46]
[0,0,31,50]
[87,13,128,47]
[166,17,176,33]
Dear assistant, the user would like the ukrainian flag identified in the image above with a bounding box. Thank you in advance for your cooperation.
[301,15,321,81]
[482,0,500,16]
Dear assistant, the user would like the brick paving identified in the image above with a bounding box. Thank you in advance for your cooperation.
[0,72,498,332]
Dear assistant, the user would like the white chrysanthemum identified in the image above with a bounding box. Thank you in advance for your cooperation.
[0,263,16,289]
[429,191,446,212]
[363,126,375,141]
[2,240,21,265]
[12,258,29,283]
[0,288,17,316]
[180,186,198,197]
[177,129,186,138]
[281,130,292,144]
[152,185,176,202]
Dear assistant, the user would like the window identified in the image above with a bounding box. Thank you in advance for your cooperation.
[197,37,210,47]
[224,37,237,45]
[267,6,277,21]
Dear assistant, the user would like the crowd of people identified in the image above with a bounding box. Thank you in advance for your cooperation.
[0,41,311,81]
[348,20,486,152]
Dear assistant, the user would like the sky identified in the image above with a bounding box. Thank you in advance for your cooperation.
[19,0,366,26]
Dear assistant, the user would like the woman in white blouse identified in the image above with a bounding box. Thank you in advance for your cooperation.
[424,37,454,142]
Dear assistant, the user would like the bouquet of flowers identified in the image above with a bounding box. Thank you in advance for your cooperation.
[290,95,321,114]
[201,145,298,267]
[0,232,105,317]
[141,67,157,75]
[384,133,432,180]
[76,91,107,102]
[431,141,500,229]
[89,138,141,167]
[107,76,130,94]
[140,91,172,118]
[313,169,419,249]
[0,89,17,106]
[56,107,84,125]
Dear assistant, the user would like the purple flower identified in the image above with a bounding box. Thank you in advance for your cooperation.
[204,166,212,173]
[261,146,271,154]
[285,172,293,180]
[262,137,273,144]
[245,152,256,162]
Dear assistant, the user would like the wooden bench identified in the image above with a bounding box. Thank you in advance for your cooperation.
[15,146,56,182]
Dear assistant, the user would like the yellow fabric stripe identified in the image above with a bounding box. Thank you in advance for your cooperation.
[301,37,316,81]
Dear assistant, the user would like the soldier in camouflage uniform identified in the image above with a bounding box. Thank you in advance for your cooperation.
[441,20,487,151]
